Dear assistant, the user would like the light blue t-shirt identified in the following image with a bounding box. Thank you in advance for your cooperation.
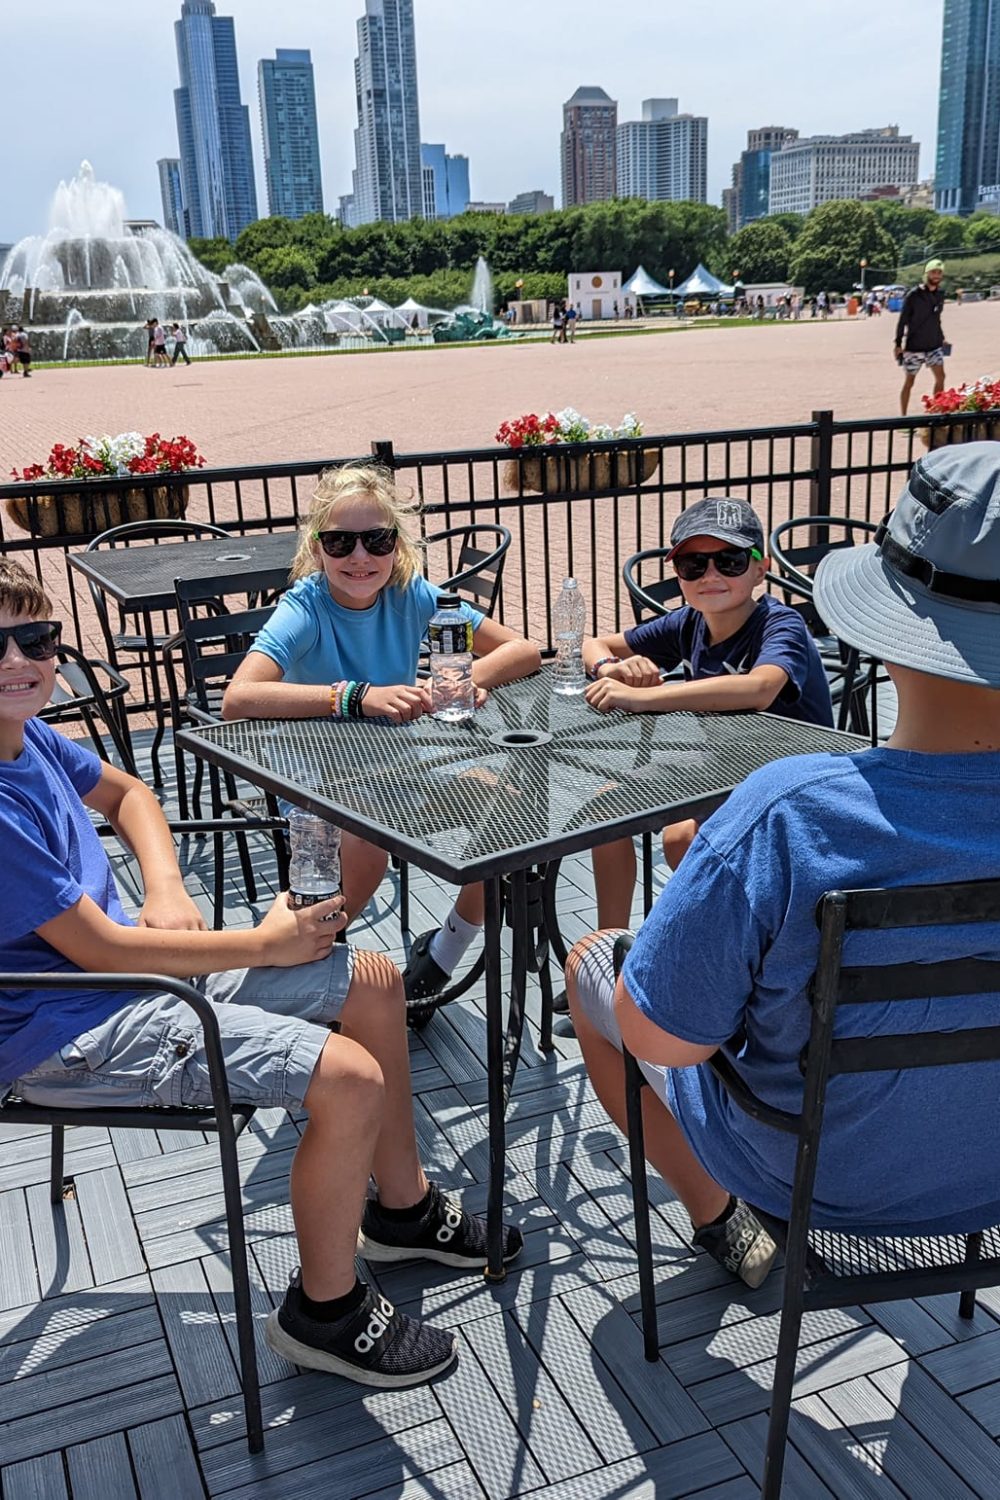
[250,572,484,686]
[623,746,1000,1235]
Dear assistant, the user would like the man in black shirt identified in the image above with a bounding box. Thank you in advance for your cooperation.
[894,258,947,415]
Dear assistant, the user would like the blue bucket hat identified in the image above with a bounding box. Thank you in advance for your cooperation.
[813,441,1000,687]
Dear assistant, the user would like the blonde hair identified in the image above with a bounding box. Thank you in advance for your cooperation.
[0,559,53,618]
[290,464,423,589]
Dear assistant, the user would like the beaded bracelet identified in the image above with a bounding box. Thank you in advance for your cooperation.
[351,681,370,720]
[587,655,621,681]
[330,679,348,716]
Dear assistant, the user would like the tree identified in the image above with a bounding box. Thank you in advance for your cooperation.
[789,200,897,293]
[965,214,1000,252]
[187,236,233,274]
[765,212,805,242]
[234,217,296,261]
[726,221,793,283]
[253,246,317,292]
[924,214,968,254]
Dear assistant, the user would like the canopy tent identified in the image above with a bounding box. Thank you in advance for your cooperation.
[394,295,450,329]
[623,265,671,297]
[672,264,735,299]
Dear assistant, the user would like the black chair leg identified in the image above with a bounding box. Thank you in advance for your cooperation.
[761,1285,805,1500]
[49,1125,65,1205]
[396,857,410,934]
[641,832,654,917]
[217,1121,263,1452]
[959,1232,983,1319]
[623,1046,658,1361]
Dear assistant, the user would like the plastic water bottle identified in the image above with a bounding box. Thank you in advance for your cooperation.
[288,809,341,910]
[552,577,586,695]
[428,592,475,722]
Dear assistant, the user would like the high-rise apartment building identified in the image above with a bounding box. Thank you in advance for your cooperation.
[258,50,324,220]
[935,0,1000,215]
[420,144,470,219]
[508,190,555,215]
[157,157,186,236]
[725,126,798,231]
[351,0,423,225]
[173,0,257,241]
[561,87,617,206]
[768,127,920,216]
[616,99,708,203]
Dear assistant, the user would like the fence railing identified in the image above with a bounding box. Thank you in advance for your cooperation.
[1,408,996,655]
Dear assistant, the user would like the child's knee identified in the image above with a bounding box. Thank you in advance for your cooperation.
[303,1031,384,1121]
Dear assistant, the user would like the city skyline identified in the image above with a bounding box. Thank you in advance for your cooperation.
[3,0,945,242]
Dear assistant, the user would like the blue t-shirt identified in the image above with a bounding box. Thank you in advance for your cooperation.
[623,747,1000,1235]
[0,720,138,1092]
[250,572,485,687]
[623,594,833,727]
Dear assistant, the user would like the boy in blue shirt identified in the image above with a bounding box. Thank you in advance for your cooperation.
[568,443,1000,1288]
[0,562,521,1390]
[582,497,833,927]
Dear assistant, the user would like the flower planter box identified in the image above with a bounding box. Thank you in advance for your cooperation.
[919,418,999,450]
[4,483,189,539]
[504,446,659,495]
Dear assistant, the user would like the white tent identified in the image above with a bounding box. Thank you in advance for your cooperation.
[323,300,363,331]
[362,297,408,327]
[623,264,671,297]
[673,263,734,299]
[396,295,432,328]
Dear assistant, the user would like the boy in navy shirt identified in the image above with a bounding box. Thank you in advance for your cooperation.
[582,497,832,927]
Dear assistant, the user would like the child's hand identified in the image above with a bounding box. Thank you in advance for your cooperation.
[138,885,208,932]
[256,891,347,967]
[362,683,432,723]
[599,656,661,688]
[473,685,489,708]
[585,677,644,714]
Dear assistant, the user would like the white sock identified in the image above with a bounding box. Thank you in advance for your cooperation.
[428,906,481,975]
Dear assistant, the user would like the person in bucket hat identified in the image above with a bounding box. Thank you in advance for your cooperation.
[894,257,948,415]
[564,442,1000,1290]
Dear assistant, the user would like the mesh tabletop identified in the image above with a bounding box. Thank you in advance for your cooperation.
[69,530,297,611]
[179,674,867,883]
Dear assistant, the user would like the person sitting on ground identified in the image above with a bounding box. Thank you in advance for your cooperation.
[567,441,1000,1288]
[222,464,540,1027]
[0,560,522,1388]
[582,497,833,929]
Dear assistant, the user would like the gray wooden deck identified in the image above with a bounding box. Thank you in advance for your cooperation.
[4,724,1000,1500]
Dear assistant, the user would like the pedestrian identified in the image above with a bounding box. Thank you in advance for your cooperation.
[613,299,619,319]
[551,303,563,344]
[13,326,31,377]
[152,321,169,368]
[144,318,157,367]
[894,258,948,416]
[170,322,191,366]
[564,303,578,343]
[817,290,830,320]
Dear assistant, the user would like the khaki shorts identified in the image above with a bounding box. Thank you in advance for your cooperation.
[8,946,354,1113]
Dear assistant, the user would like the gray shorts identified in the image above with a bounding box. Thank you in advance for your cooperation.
[9,947,354,1113]
[572,930,671,1108]
[902,347,945,374]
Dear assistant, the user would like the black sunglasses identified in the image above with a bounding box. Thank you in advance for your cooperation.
[0,620,62,661]
[673,546,762,582]
[313,527,398,559]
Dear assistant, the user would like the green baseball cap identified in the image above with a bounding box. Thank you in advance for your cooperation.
[925,258,945,274]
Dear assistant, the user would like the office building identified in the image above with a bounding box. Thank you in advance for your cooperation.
[768,127,920,216]
[616,98,708,203]
[561,87,617,206]
[420,144,470,219]
[465,201,505,214]
[258,49,324,219]
[351,0,423,225]
[935,0,1000,215]
[725,126,798,231]
[508,190,554,215]
[173,0,257,241]
[157,157,186,236]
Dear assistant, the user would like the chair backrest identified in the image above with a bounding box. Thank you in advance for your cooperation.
[84,519,234,647]
[424,524,511,619]
[175,568,286,710]
[621,547,685,624]
[768,516,880,595]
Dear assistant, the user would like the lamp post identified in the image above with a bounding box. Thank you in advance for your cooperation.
[668,268,675,318]
[732,271,741,316]
[859,258,868,295]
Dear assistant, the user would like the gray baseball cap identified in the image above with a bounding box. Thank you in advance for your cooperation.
[813,441,1000,687]
[666,497,765,559]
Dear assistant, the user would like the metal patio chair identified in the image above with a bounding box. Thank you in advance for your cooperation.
[424,523,512,620]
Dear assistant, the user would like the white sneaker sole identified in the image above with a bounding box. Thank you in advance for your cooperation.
[264,1311,458,1387]
[357,1229,522,1269]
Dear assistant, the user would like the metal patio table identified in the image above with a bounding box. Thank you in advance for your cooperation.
[177,672,866,1279]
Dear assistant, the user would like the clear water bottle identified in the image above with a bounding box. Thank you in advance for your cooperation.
[428,591,475,722]
[552,577,586,695]
[288,809,341,910]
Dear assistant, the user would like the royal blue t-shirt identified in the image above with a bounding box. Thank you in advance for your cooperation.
[623,747,1000,1235]
[250,572,485,687]
[0,720,138,1092]
[623,594,833,726]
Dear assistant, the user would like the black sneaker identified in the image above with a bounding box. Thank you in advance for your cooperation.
[692,1198,777,1289]
[403,930,450,1030]
[264,1270,457,1387]
[359,1182,524,1270]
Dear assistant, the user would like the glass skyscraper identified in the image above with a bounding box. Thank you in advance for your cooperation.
[174,0,258,241]
[936,0,1000,215]
[259,50,324,219]
[157,158,186,236]
[420,144,470,219]
[351,0,423,225]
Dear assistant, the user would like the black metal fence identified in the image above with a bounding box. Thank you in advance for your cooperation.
[1,408,996,655]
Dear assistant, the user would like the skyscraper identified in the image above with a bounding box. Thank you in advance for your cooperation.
[725,127,798,232]
[173,0,258,241]
[258,50,324,219]
[420,144,470,219]
[351,0,423,225]
[157,158,186,236]
[561,87,617,206]
[616,99,708,204]
[935,0,1000,215]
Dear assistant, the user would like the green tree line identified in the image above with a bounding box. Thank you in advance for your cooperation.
[188,198,1000,310]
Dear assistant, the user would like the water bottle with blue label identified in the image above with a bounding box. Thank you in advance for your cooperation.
[428,592,475,722]
[552,577,587,694]
[288,808,341,910]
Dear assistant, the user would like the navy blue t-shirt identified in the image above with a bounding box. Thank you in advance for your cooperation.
[0,720,138,1092]
[623,747,1000,1235]
[623,594,833,726]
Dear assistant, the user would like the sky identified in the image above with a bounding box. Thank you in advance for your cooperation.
[2,0,946,246]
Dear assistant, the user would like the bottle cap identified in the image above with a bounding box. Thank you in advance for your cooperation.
[563,577,578,589]
[436,592,461,609]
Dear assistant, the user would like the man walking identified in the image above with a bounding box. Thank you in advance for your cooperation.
[894,258,948,415]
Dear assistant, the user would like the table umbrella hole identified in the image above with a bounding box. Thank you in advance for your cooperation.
[490,729,553,748]
[216,551,253,562]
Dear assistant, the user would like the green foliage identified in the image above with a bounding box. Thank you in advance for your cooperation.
[725,220,793,283]
[187,236,232,274]
[764,212,805,242]
[868,200,940,249]
[789,200,898,294]
[964,215,1000,252]
[253,246,318,292]
[924,214,970,253]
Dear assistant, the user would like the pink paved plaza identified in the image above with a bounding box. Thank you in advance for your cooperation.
[3,305,999,474]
